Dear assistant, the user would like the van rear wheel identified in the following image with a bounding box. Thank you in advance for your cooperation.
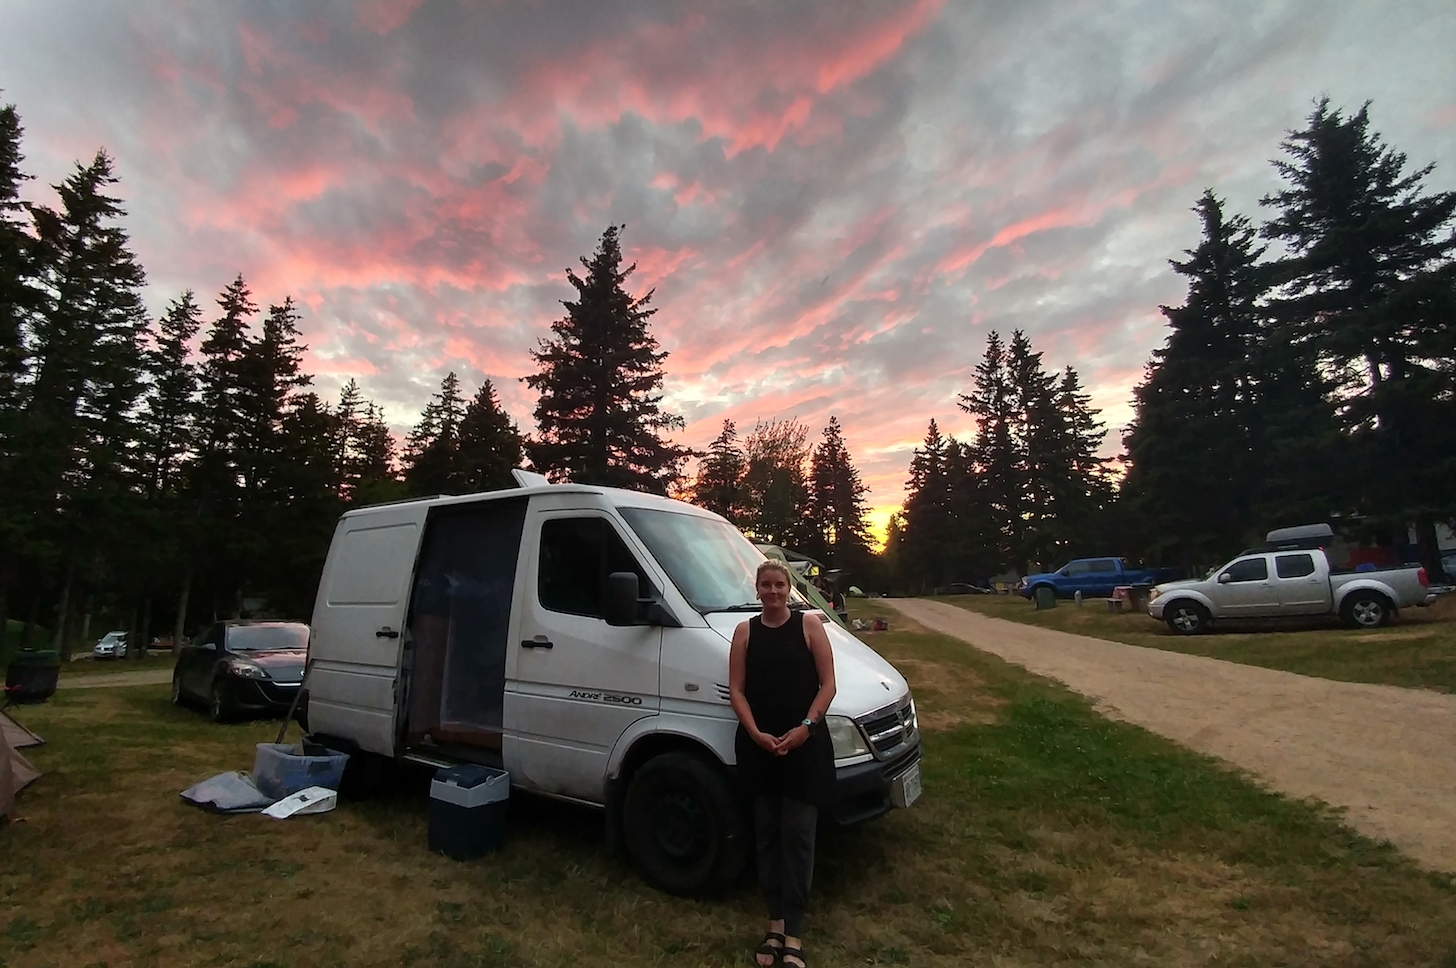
[623,752,747,897]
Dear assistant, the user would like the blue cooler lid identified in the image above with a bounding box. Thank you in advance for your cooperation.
[436,764,498,789]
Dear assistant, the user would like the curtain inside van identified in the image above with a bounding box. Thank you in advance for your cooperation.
[405,498,527,749]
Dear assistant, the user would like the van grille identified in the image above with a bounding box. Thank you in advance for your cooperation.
[856,697,916,759]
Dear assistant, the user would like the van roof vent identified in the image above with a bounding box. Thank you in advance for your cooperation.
[511,468,552,488]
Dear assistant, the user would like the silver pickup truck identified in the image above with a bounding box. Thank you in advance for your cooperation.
[1147,547,1436,634]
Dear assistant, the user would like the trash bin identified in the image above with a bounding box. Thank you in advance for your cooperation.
[252,743,349,800]
[429,764,510,860]
[5,649,60,704]
[1034,585,1057,610]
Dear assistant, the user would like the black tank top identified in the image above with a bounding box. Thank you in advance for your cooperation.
[734,611,836,807]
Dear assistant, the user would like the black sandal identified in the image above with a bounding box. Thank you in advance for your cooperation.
[754,932,785,966]
[781,945,807,968]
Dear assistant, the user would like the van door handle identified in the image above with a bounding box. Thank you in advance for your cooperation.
[376,627,400,639]
[521,636,554,650]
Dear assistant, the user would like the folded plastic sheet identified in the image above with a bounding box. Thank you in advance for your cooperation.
[261,785,337,819]
[179,771,274,813]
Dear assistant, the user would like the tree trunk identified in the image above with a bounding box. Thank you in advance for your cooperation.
[1414,515,1446,582]
[79,595,92,650]
[53,561,76,658]
[173,565,192,652]
[125,605,139,661]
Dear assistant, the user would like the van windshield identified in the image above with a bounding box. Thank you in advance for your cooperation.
[619,507,805,613]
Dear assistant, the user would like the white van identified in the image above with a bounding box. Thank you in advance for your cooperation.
[303,470,921,894]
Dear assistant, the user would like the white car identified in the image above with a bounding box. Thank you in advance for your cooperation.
[93,631,128,660]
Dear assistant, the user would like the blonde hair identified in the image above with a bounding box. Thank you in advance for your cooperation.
[756,559,793,586]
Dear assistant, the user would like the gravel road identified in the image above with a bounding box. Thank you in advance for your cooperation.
[887,597,1456,871]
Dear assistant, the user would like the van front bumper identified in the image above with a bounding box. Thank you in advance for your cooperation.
[833,742,922,825]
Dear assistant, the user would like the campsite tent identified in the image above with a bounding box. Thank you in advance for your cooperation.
[1,710,42,821]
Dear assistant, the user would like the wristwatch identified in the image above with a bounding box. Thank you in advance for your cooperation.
[801,716,815,730]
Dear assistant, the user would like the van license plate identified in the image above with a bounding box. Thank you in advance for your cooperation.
[892,763,921,808]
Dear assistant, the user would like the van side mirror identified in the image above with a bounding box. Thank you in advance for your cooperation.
[605,572,640,627]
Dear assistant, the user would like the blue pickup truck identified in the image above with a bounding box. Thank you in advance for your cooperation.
[1019,557,1179,600]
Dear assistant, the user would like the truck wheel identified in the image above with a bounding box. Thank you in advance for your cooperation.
[1164,600,1208,635]
[623,752,747,897]
[1342,592,1390,629]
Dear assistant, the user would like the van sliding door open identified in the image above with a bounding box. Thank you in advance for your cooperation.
[402,498,528,756]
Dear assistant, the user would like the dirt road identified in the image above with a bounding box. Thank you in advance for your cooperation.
[887,598,1456,871]
[57,669,173,689]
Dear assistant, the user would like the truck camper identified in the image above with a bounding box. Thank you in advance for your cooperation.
[302,470,921,894]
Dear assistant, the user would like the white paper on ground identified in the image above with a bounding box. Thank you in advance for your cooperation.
[260,786,338,819]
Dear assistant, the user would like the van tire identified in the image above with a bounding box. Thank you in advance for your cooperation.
[1164,600,1208,635]
[623,752,747,897]
[1342,591,1391,629]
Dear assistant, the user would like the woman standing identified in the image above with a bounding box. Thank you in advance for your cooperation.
[729,559,837,968]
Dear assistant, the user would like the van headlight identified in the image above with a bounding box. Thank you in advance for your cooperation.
[826,716,869,759]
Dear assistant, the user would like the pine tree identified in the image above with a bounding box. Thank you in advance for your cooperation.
[1123,192,1278,564]
[404,371,467,496]
[694,420,748,523]
[808,416,871,566]
[138,291,202,498]
[900,420,953,591]
[741,418,812,547]
[0,102,32,416]
[266,391,343,615]
[351,402,404,506]
[457,379,523,493]
[959,332,1020,569]
[237,297,310,494]
[1262,99,1456,573]
[525,225,691,492]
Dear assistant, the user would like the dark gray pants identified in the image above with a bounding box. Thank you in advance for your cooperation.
[755,795,818,937]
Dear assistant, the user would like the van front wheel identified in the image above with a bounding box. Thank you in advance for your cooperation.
[623,752,747,897]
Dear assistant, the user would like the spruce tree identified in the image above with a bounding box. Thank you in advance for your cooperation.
[694,419,748,523]
[525,225,691,492]
[404,371,466,496]
[457,379,523,493]
[808,416,871,566]
[900,419,953,591]
[139,291,202,498]
[351,402,404,505]
[959,332,1020,569]
[1262,99,1456,572]
[1123,191,1276,564]
[0,102,32,416]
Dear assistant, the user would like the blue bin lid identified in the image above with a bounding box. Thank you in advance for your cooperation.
[435,764,503,789]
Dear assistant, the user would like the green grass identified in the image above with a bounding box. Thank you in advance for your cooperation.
[934,591,1456,692]
[54,651,178,678]
[2,601,1455,966]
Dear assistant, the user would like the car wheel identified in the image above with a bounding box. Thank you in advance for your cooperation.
[209,680,233,723]
[1342,592,1390,629]
[171,673,185,707]
[623,752,747,897]
[1164,600,1209,635]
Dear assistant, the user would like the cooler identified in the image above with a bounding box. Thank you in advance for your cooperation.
[429,764,510,860]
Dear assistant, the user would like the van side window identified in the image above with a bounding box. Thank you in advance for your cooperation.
[539,518,655,618]
[1276,553,1316,579]
[1222,557,1269,582]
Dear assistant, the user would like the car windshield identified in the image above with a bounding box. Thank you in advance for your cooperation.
[228,625,308,651]
[619,507,807,613]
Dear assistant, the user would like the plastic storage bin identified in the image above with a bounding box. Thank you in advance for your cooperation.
[429,764,510,860]
[252,743,349,801]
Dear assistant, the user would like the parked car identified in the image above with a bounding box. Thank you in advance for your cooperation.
[944,580,993,595]
[303,468,922,896]
[92,631,128,660]
[171,620,309,722]
[1019,557,1179,600]
[1148,546,1436,634]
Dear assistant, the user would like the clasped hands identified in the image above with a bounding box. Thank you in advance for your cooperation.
[752,724,809,756]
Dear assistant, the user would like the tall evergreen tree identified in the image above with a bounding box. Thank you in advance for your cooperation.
[457,379,523,493]
[525,225,691,492]
[959,332,1020,568]
[1123,191,1277,564]
[808,416,871,566]
[0,103,35,642]
[900,419,954,591]
[350,401,404,506]
[694,419,748,523]
[138,291,202,498]
[403,371,467,496]
[1262,99,1456,573]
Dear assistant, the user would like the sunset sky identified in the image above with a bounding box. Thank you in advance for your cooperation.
[3,1,1454,538]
